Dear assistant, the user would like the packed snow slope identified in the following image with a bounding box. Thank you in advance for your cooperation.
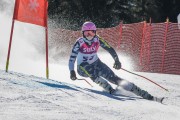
[1,1,180,120]
[0,69,180,120]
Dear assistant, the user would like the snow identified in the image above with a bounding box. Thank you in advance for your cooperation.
[0,1,180,119]
[178,13,180,29]
[0,69,180,120]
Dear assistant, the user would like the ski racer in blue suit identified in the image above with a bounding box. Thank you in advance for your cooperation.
[68,21,164,102]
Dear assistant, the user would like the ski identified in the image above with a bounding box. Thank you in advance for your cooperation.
[153,97,165,103]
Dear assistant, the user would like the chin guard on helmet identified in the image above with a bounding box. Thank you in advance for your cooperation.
[86,36,94,40]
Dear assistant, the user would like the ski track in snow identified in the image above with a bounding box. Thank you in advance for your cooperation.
[0,70,180,120]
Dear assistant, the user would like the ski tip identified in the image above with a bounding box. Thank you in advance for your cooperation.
[153,97,165,103]
[160,97,165,103]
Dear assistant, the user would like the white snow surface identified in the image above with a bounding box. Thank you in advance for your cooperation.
[0,1,180,119]
[0,69,180,120]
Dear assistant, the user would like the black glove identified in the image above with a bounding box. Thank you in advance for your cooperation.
[70,70,77,80]
[113,60,121,70]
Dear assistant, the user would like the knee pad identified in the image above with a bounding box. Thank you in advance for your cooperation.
[120,80,134,91]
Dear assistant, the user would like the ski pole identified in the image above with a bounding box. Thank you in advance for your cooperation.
[77,78,93,87]
[121,68,168,92]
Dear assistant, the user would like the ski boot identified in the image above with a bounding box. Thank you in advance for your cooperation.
[131,84,153,100]
[120,80,164,102]
[131,84,165,103]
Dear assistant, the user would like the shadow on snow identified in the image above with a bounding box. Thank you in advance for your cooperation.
[35,80,142,101]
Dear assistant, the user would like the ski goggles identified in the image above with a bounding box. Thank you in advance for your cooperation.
[83,30,96,37]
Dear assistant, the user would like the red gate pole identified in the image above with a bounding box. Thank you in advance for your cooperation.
[161,18,169,73]
[5,0,18,72]
[44,1,49,79]
[6,20,15,72]
[45,27,49,79]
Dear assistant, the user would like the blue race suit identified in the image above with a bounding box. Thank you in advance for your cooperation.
[68,35,155,100]
[68,35,122,85]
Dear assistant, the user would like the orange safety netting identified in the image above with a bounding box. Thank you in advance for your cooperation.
[50,21,180,75]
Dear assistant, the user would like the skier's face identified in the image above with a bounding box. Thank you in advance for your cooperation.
[83,30,96,40]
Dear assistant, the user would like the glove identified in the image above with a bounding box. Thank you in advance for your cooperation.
[70,70,77,80]
[113,60,121,70]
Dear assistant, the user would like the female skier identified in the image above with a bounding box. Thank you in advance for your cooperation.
[68,21,163,102]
